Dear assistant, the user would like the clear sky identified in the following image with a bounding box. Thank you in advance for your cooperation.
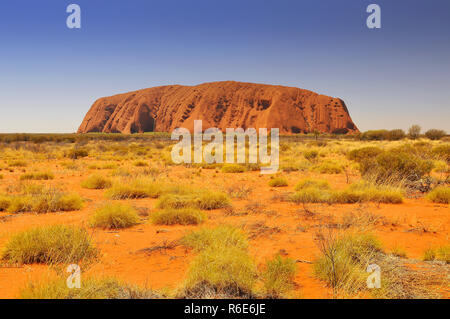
[0,0,449,133]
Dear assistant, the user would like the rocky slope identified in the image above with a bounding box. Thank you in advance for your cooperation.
[77,81,358,134]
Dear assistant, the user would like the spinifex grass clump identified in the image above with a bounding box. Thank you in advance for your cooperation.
[180,225,256,298]
[81,174,112,189]
[261,254,297,298]
[151,208,206,225]
[268,177,288,187]
[313,231,383,295]
[1,225,98,264]
[156,191,230,210]
[333,181,404,204]
[106,178,167,199]
[289,179,403,204]
[7,185,83,213]
[423,246,449,263]
[426,186,450,204]
[20,171,54,181]
[20,277,164,299]
[90,203,140,229]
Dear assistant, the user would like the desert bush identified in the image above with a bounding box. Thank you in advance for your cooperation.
[1,225,98,264]
[20,277,163,299]
[303,150,318,162]
[268,177,288,187]
[106,178,166,199]
[426,186,450,204]
[361,130,389,141]
[387,129,406,141]
[20,172,54,180]
[181,225,248,251]
[408,125,421,139]
[7,187,83,213]
[221,164,246,173]
[360,149,433,182]
[347,147,383,162]
[261,255,297,298]
[313,231,382,294]
[425,129,446,140]
[423,246,449,263]
[90,203,140,229]
[81,175,112,189]
[151,208,205,225]
[182,246,256,298]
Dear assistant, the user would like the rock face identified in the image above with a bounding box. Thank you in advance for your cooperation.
[77,81,358,134]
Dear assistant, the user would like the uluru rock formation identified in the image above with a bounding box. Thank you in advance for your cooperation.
[78,81,358,134]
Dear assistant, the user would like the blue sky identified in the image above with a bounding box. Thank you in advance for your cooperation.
[0,0,449,133]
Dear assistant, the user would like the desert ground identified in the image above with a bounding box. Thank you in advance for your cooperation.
[0,133,448,299]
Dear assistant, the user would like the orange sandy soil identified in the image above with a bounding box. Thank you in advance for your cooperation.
[0,164,448,299]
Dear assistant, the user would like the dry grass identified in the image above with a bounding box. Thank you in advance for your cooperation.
[268,177,288,187]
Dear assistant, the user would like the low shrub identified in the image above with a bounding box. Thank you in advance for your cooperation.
[359,149,433,182]
[90,203,140,229]
[81,175,112,189]
[347,147,383,162]
[1,225,98,264]
[426,186,450,204]
[361,130,389,141]
[151,208,205,225]
[425,129,446,140]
